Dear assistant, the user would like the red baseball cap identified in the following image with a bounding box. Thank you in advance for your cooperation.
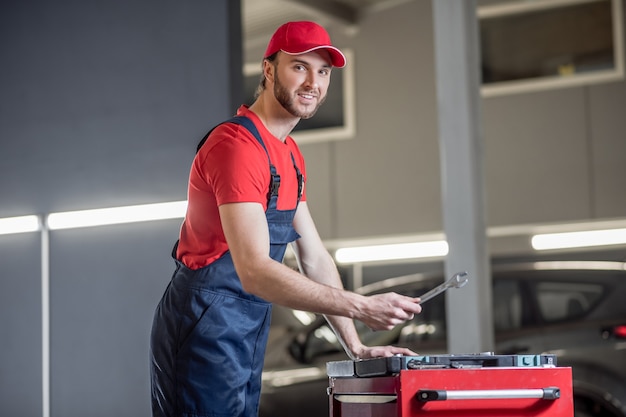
[264,21,346,68]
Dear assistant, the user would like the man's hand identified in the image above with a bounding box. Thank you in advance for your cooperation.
[355,292,422,331]
[354,344,418,360]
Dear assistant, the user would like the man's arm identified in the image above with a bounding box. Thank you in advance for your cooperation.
[218,201,422,338]
[290,202,419,359]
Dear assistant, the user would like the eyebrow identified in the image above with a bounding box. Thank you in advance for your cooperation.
[290,57,332,69]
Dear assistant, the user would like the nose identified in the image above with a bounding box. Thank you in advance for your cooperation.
[303,72,320,91]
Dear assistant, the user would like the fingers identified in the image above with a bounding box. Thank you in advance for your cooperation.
[360,345,419,359]
[390,346,418,356]
[392,294,422,319]
[402,296,423,314]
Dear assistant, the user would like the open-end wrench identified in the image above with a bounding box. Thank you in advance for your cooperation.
[418,271,469,304]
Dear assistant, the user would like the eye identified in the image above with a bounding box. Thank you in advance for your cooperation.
[294,64,306,72]
[319,68,331,77]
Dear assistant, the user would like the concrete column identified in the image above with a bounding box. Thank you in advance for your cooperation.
[432,0,494,353]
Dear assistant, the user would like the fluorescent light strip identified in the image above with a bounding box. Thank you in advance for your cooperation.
[335,240,449,264]
[47,201,187,230]
[0,215,40,235]
[531,228,626,250]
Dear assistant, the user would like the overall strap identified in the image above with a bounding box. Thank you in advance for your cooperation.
[291,153,303,201]
[197,116,262,153]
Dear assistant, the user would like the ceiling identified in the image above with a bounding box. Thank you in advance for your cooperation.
[242,0,415,56]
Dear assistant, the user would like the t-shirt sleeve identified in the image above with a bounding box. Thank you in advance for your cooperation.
[199,124,269,207]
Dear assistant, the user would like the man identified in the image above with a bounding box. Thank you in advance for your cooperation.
[150,21,423,417]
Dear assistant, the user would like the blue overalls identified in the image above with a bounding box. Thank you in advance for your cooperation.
[150,116,303,417]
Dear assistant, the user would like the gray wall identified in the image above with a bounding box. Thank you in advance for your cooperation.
[48,221,181,417]
[0,0,241,215]
[0,1,241,416]
[0,233,42,416]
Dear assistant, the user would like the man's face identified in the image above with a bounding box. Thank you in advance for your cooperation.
[271,51,332,119]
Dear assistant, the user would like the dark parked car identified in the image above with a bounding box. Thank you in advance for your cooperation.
[260,261,626,417]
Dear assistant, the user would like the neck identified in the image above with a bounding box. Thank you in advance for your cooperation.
[249,93,300,142]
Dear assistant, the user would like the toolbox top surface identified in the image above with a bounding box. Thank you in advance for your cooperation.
[327,353,558,378]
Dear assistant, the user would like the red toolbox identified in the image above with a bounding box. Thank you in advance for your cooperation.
[327,354,573,417]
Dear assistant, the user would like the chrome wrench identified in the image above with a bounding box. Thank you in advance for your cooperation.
[418,271,469,304]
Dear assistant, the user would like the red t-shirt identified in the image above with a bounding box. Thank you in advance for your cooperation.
[177,106,307,269]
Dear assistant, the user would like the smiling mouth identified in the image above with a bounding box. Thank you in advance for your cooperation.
[298,92,317,100]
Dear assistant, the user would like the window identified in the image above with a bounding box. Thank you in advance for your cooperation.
[478,0,625,96]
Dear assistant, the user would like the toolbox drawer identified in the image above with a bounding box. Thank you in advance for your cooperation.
[329,367,573,417]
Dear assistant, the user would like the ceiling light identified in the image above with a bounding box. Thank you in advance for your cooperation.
[335,240,448,264]
[47,201,187,230]
[0,215,40,235]
[531,228,626,250]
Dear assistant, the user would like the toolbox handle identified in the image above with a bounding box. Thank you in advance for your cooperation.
[417,387,560,402]
[334,394,397,404]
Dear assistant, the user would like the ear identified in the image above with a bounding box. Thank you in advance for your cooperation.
[262,59,274,84]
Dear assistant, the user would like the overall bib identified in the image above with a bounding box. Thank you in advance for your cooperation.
[151,116,303,417]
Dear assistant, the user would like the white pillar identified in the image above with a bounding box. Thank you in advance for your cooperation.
[433,0,493,353]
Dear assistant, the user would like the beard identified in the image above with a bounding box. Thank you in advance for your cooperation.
[273,70,327,120]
